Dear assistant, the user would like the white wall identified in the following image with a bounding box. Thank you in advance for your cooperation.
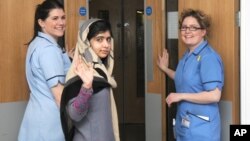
[240,0,250,124]
[0,102,27,141]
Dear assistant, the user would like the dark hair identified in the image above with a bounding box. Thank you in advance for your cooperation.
[179,9,211,38]
[27,0,64,45]
[87,20,112,41]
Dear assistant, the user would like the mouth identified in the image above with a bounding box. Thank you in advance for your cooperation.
[101,50,110,54]
[184,34,193,38]
[55,26,65,31]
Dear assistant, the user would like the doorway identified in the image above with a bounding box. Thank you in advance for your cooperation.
[165,0,178,141]
[89,0,145,141]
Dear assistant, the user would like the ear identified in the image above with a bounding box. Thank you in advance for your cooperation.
[201,29,207,37]
[38,19,45,28]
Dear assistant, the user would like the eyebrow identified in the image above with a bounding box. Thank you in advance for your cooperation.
[182,24,200,27]
[95,35,111,38]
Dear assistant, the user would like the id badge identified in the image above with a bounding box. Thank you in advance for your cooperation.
[181,116,190,128]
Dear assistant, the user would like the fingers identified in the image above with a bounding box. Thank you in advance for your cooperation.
[158,54,162,60]
[157,55,161,65]
[163,49,169,58]
[165,97,171,107]
[86,62,94,68]
[164,48,168,54]
[74,55,84,74]
[159,49,169,59]
[166,93,175,107]
[78,55,83,64]
[74,56,94,74]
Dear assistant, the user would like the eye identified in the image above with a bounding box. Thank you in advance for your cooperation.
[180,26,188,31]
[180,26,202,31]
[189,27,196,31]
[96,37,103,42]
[61,15,66,20]
[106,37,111,43]
[52,17,58,20]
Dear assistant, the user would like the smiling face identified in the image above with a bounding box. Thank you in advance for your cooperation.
[180,16,206,51]
[89,30,112,59]
[38,8,66,41]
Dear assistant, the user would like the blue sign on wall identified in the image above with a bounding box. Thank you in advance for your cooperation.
[79,7,87,16]
[146,6,152,16]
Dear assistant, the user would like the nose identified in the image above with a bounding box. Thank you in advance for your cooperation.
[58,18,66,25]
[103,39,110,47]
[185,27,192,32]
[184,29,192,35]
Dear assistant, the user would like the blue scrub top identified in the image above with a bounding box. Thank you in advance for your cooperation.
[174,40,224,141]
[18,32,71,141]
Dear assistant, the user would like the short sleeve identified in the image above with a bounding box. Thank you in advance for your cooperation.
[39,46,65,88]
[200,54,224,91]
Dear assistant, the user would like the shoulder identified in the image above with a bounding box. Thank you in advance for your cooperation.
[33,39,61,55]
[201,45,223,63]
[198,44,224,71]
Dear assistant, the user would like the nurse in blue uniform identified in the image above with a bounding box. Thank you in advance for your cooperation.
[18,1,71,141]
[157,9,224,141]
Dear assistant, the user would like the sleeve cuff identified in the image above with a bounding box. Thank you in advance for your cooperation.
[47,76,65,88]
[203,81,223,91]
[80,87,93,95]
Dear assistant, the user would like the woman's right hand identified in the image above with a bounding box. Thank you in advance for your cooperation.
[157,49,169,72]
[74,55,94,89]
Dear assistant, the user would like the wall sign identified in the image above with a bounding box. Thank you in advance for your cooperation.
[79,7,87,16]
[146,6,152,16]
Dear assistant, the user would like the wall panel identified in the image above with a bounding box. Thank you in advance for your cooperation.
[145,0,166,140]
[64,0,87,51]
[0,0,43,102]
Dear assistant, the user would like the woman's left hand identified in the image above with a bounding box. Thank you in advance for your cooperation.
[74,55,94,89]
[166,93,182,107]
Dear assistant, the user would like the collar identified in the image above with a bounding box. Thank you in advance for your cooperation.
[192,40,208,56]
[37,32,59,46]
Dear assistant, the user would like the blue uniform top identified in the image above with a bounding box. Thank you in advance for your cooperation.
[174,40,224,141]
[18,32,71,141]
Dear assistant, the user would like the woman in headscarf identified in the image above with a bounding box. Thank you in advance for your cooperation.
[60,19,120,141]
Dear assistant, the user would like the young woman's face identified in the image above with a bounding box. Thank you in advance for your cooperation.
[90,31,112,58]
[39,8,66,41]
[180,16,206,50]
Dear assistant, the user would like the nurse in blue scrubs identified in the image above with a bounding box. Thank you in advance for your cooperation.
[18,1,71,141]
[158,9,224,141]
